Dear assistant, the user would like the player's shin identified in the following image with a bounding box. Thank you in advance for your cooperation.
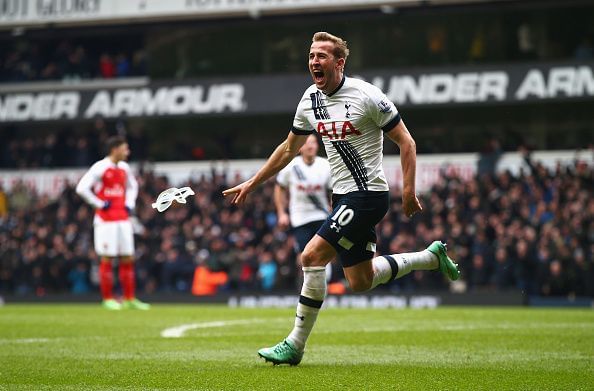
[99,258,114,300]
[287,266,326,351]
[370,250,438,288]
[118,259,135,300]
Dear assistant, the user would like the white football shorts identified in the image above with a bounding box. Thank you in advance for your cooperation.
[94,220,135,257]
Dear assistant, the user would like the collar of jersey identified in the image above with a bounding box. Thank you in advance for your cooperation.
[323,75,346,97]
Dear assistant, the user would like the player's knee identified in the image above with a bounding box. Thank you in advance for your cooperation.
[301,248,330,268]
[300,249,317,267]
[347,276,372,292]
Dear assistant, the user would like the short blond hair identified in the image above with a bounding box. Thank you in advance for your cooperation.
[312,32,349,60]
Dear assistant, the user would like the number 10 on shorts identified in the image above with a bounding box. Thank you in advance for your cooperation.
[331,204,354,226]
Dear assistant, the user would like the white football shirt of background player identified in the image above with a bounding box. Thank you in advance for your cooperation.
[276,156,332,228]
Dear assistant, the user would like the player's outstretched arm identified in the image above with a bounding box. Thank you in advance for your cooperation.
[385,120,422,218]
[223,132,308,205]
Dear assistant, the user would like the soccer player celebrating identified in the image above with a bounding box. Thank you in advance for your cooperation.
[223,32,459,365]
[76,136,149,311]
[274,134,332,277]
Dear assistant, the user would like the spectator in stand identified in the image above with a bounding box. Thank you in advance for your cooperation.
[0,186,7,217]
[574,37,593,60]
[8,181,34,211]
[491,247,515,290]
[116,53,131,77]
[0,122,148,169]
[258,251,278,291]
[99,53,117,78]
[1,38,146,82]
[64,46,91,80]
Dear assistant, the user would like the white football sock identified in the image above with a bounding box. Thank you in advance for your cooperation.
[370,250,438,289]
[325,262,332,282]
[287,266,326,351]
[370,256,394,289]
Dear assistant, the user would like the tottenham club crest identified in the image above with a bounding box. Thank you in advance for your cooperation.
[345,101,351,118]
[378,100,392,113]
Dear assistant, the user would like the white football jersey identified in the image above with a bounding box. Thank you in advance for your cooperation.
[276,156,332,227]
[292,76,400,194]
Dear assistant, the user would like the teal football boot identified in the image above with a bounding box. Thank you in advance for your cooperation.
[427,241,460,281]
[258,339,303,366]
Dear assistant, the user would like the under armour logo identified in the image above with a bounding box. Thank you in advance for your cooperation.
[330,222,341,233]
[296,314,305,321]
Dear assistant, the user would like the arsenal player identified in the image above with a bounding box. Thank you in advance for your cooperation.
[76,136,149,310]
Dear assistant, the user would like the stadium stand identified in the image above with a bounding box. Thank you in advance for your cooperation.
[0,119,149,168]
[1,152,591,297]
[0,38,146,82]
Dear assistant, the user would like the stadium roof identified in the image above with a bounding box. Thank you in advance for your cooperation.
[0,0,518,30]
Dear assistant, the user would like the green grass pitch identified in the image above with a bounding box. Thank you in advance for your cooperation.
[1,304,593,390]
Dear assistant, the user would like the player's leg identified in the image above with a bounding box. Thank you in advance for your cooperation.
[94,222,121,310]
[344,242,460,292]
[98,257,121,309]
[291,222,310,288]
[287,234,334,348]
[117,221,150,310]
[323,191,391,292]
[372,241,460,288]
[119,256,149,310]
[293,220,332,284]
[258,234,336,365]
[328,191,459,291]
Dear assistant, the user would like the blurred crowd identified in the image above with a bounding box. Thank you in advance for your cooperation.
[0,39,147,83]
[0,154,592,298]
[1,120,149,169]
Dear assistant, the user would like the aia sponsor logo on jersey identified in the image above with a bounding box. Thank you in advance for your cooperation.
[316,121,361,140]
[296,184,323,193]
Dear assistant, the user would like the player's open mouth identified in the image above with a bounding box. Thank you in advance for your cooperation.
[312,70,325,83]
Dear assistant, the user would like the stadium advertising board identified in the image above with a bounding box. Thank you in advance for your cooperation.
[0,0,422,28]
[0,61,592,123]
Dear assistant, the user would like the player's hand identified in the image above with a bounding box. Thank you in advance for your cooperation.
[277,212,290,229]
[101,201,112,211]
[402,192,422,218]
[222,180,255,205]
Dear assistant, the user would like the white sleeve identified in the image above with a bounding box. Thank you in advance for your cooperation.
[76,162,105,209]
[365,85,401,132]
[324,160,332,190]
[276,163,291,187]
[124,164,138,210]
[291,91,314,135]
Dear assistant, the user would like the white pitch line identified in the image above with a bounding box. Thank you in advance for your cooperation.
[160,319,265,338]
[0,338,51,344]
